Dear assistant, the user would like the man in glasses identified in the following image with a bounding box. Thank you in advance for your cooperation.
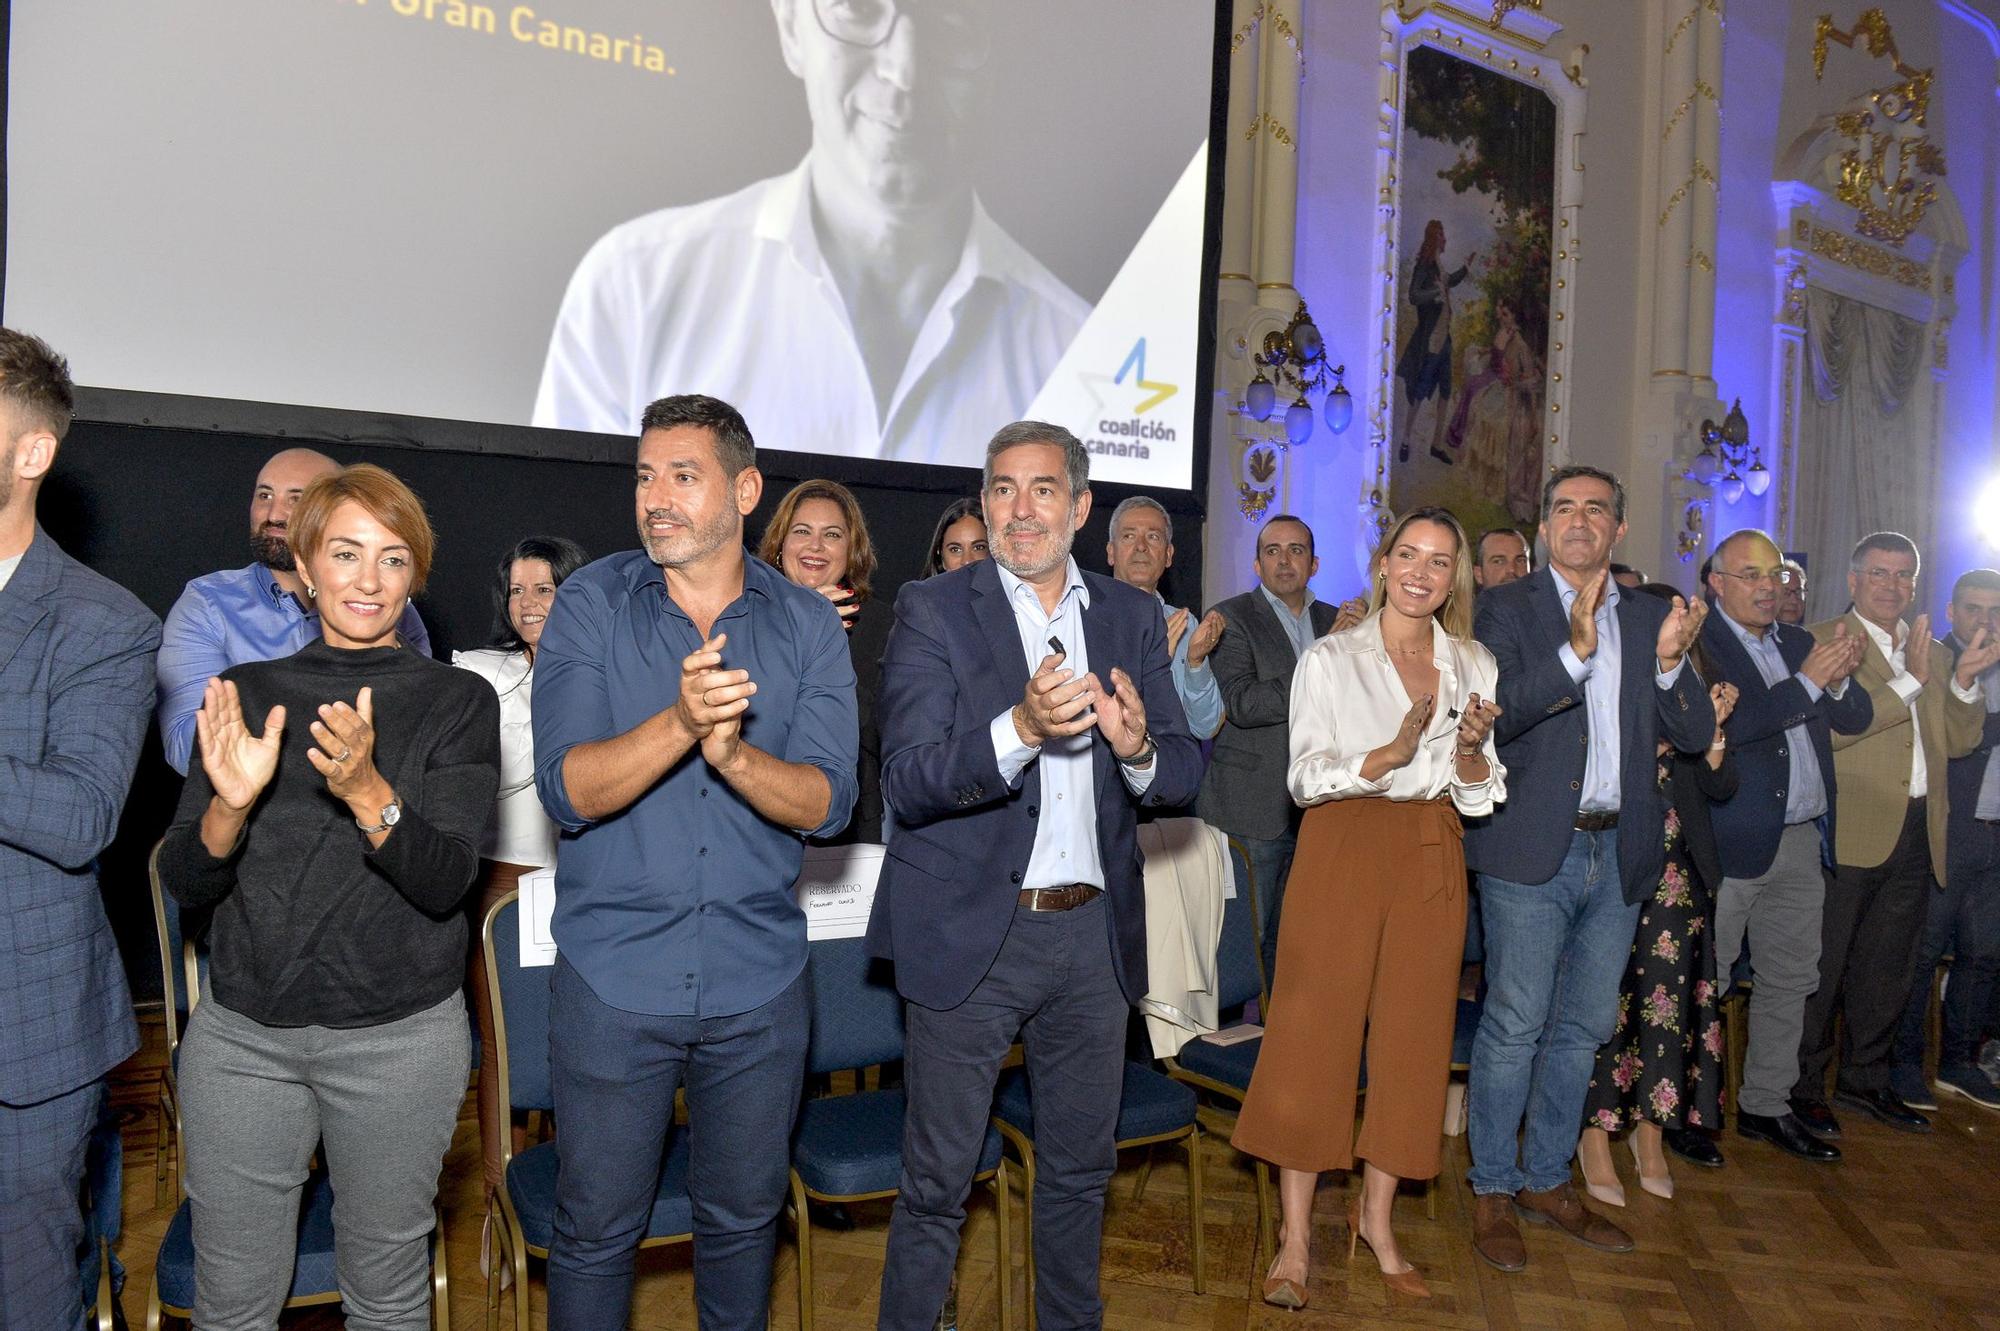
[1793,533,1997,1137]
[1699,529,1871,1162]
[533,0,1087,467]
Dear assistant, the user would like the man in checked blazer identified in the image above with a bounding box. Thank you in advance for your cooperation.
[0,330,160,1331]
[1796,532,1994,1137]
[1194,513,1341,990]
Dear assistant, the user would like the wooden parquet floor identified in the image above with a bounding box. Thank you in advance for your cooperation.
[104,1012,2000,1330]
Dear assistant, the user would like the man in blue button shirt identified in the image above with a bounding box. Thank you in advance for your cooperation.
[156,447,431,774]
[532,395,858,1330]
[1463,466,1713,1272]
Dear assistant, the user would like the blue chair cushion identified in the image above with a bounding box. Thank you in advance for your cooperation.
[792,1089,1002,1199]
[155,1172,339,1312]
[1171,1032,1260,1093]
[992,1062,1195,1144]
[505,1133,693,1252]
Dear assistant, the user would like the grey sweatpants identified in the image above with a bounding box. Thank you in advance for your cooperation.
[178,992,469,1331]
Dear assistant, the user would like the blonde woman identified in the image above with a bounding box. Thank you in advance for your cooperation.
[1235,506,1505,1305]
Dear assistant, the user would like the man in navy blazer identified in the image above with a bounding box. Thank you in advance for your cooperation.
[1462,466,1712,1273]
[869,422,1201,1331]
[0,331,160,1331]
[1701,528,1869,1162]
[1890,570,2000,1108]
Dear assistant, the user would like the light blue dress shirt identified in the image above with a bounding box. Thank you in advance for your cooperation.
[155,563,432,775]
[1721,610,1832,826]
[1158,592,1224,740]
[1259,585,1319,660]
[987,558,1155,891]
[1553,569,1685,813]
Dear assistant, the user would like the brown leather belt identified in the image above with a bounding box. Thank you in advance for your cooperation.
[1018,884,1102,912]
[1574,810,1620,832]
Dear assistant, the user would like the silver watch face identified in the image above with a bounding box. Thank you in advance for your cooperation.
[379,802,402,828]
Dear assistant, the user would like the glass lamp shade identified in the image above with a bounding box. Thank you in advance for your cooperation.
[1292,321,1324,364]
[1690,446,1720,484]
[1325,382,1354,434]
[1718,469,1746,505]
[1284,397,1314,444]
[1745,461,1772,497]
[1244,374,1277,422]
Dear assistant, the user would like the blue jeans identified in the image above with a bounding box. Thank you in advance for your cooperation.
[1893,822,2000,1077]
[546,958,807,1331]
[1240,826,1300,999]
[1468,830,1638,1196]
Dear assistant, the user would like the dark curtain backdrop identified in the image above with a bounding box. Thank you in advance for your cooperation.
[44,420,1206,1003]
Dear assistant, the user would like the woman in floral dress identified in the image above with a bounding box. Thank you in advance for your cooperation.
[1578,624,1738,1204]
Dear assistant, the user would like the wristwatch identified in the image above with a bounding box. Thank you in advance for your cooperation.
[356,801,402,835]
[1117,732,1158,767]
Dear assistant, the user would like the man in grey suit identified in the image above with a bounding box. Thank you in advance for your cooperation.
[0,330,160,1331]
[1195,514,1344,989]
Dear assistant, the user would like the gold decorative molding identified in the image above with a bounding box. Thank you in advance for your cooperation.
[1661,79,1720,142]
[1657,161,1719,228]
[1794,219,1931,291]
[1812,8,1944,245]
[1778,339,1799,541]
[1666,1,1721,57]
[1231,3,1305,70]
[1489,0,1541,28]
[1781,263,1809,323]
[1245,111,1297,150]
[1934,319,1951,370]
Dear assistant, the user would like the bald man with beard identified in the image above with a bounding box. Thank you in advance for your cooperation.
[155,447,432,774]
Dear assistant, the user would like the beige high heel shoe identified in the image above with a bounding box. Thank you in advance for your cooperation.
[1631,1132,1675,1199]
[1576,1130,1626,1208]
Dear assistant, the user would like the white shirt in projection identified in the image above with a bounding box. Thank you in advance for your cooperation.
[532,158,1089,465]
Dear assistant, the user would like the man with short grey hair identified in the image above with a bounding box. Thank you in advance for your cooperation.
[1105,494,1223,740]
[1794,532,1995,1136]
[872,420,1201,1329]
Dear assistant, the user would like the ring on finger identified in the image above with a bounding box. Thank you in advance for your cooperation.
[335,747,353,764]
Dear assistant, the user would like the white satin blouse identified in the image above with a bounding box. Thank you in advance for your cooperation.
[1286,612,1507,815]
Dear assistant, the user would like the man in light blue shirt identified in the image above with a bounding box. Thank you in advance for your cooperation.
[155,448,430,773]
[1104,495,1223,741]
[1464,467,1713,1270]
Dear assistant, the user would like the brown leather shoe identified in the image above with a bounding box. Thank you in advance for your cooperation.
[1471,1192,1527,1271]
[1513,1182,1635,1252]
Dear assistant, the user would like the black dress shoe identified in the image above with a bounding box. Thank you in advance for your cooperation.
[1737,1110,1842,1161]
[1833,1087,1933,1134]
[1787,1097,1842,1139]
[1663,1126,1725,1168]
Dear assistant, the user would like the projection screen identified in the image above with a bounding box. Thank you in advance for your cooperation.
[3,0,1224,490]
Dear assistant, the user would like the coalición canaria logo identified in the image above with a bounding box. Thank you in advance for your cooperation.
[1081,338,1178,458]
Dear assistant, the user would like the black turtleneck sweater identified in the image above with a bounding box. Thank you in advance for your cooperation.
[160,639,500,1028]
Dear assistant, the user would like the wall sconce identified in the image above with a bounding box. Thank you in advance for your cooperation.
[1688,398,1768,504]
[1242,300,1350,442]
[1674,499,1707,563]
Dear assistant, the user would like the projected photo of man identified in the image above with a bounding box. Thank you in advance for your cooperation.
[533,0,1088,465]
